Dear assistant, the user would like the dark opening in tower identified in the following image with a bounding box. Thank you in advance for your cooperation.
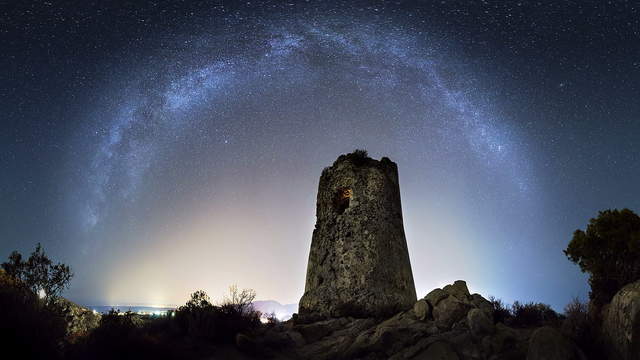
[333,187,352,214]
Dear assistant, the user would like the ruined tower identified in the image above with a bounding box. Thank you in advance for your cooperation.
[299,151,417,318]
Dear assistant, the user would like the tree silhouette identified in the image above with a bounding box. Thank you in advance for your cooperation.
[1,243,72,304]
[564,208,640,305]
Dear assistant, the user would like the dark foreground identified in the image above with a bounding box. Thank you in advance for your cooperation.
[4,274,640,359]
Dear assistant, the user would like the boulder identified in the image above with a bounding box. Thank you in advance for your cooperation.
[298,317,377,360]
[295,317,349,342]
[467,308,494,337]
[433,296,470,330]
[527,326,579,360]
[471,293,494,317]
[347,311,436,357]
[413,341,460,360]
[425,288,449,307]
[423,281,494,332]
[602,280,640,360]
[414,299,430,321]
[443,280,470,300]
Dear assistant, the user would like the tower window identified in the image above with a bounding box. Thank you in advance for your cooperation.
[334,188,352,214]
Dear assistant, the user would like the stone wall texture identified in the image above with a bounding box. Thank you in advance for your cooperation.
[299,152,416,318]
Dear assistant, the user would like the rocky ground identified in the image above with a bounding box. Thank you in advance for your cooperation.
[49,278,640,359]
[238,281,585,360]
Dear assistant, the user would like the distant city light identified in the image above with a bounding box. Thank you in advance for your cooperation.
[90,306,176,317]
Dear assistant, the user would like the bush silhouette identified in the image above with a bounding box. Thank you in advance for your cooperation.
[561,297,604,358]
[564,208,640,305]
[509,301,558,327]
[175,286,260,343]
[488,295,512,324]
[69,309,185,360]
[68,286,262,359]
[347,148,369,165]
[352,148,368,159]
[174,290,218,340]
[488,296,558,328]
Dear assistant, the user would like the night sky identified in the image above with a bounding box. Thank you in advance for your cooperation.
[2,1,639,310]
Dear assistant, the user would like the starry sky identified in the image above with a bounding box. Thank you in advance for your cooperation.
[2,1,639,310]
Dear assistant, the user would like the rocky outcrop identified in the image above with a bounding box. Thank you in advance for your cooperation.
[53,297,101,340]
[299,152,416,318]
[602,280,640,360]
[422,280,493,331]
[250,281,577,360]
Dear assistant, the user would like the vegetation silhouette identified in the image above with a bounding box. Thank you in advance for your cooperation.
[2,243,72,304]
[70,287,262,360]
[0,246,70,359]
[350,148,369,163]
[564,208,640,306]
[487,296,559,328]
[175,286,260,343]
[560,297,605,359]
[0,244,263,359]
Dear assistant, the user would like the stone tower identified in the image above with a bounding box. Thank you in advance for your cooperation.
[299,151,416,318]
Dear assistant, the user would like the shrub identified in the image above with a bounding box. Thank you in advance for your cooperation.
[220,284,256,314]
[69,309,185,360]
[488,296,512,324]
[345,149,369,166]
[96,309,144,336]
[68,286,262,359]
[509,301,559,327]
[217,285,260,339]
[561,297,605,359]
[352,149,368,159]
[175,286,261,343]
[561,297,589,339]
[487,296,559,328]
[175,290,219,341]
[564,208,640,306]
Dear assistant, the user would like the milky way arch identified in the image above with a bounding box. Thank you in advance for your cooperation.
[82,17,531,237]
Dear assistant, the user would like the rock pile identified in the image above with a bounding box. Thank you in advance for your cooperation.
[242,280,583,360]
